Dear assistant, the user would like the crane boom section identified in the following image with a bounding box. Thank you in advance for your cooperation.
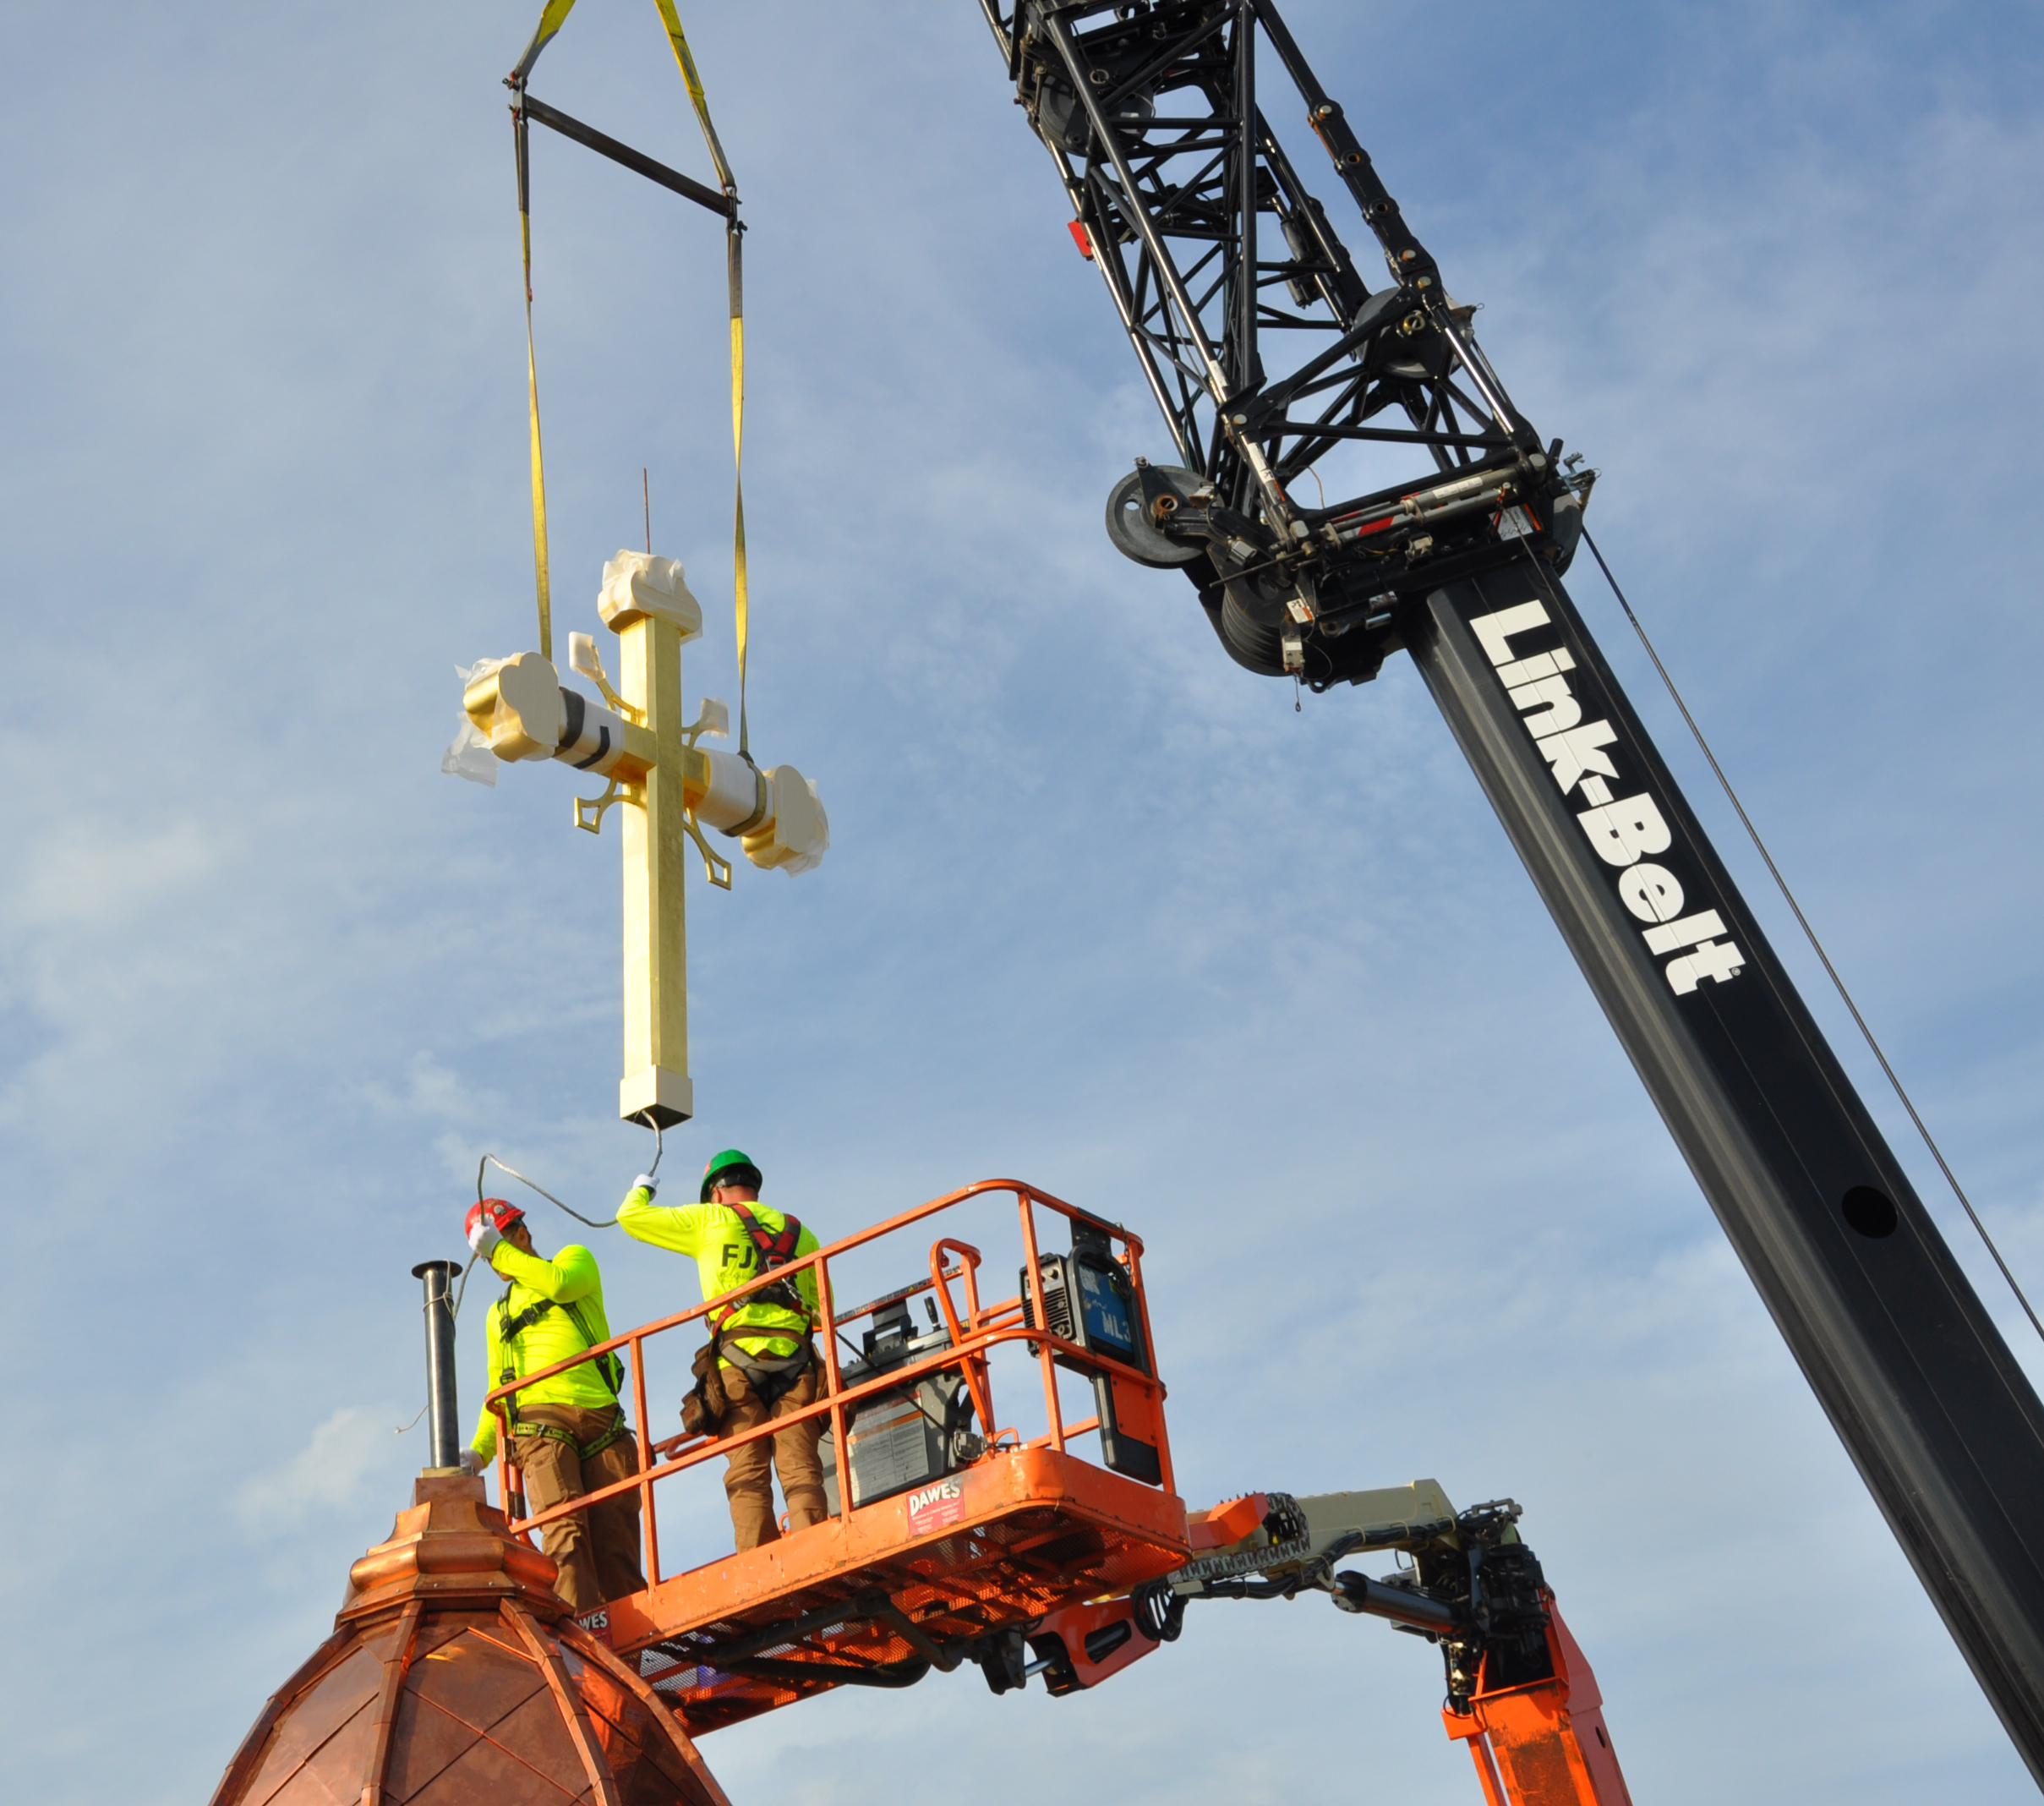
[977,0,2044,1781]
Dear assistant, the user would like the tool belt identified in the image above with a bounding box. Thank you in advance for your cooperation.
[681,1322,816,1437]
[510,1404,631,1464]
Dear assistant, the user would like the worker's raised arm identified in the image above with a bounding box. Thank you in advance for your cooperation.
[469,1299,505,1463]
[615,1184,719,1256]
[489,1239,598,1303]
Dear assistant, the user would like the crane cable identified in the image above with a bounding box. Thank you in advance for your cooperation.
[506,0,749,747]
[1561,528,2044,1347]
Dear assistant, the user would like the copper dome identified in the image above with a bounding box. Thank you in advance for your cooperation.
[210,1472,729,1806]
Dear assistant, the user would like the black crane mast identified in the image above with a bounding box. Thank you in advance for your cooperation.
[978,0,2044,1783]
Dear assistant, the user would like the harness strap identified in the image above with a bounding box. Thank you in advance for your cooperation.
[710,1200,811,1328]
[719,1335,816,1412]
[711,1289,806,1329]
[726,1199,801,1260]
[502,1294,557,1338]
[510,1405,630,1464]
[497,1289,624,1402]
[719,1339,812,1379]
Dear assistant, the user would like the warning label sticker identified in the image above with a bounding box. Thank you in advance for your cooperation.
[904,1476,968,1533]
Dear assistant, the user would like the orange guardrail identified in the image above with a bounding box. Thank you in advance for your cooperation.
[482,1179,1174,1601]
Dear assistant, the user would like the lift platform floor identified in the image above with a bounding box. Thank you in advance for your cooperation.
[590,1448,1189,1732]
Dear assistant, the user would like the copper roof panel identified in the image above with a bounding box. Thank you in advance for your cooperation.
[484,1683,604,1796]
[256,1705,376,1806]
[380,1694,478,1803]
[239,1650,382,1806]
[408,1627,547,1734]
[403,1727,582,1806]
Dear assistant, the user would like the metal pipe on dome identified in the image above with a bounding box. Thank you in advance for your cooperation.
[411,1260,462,1473]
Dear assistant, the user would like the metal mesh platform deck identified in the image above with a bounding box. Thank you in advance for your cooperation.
[597,1448,1189,1732]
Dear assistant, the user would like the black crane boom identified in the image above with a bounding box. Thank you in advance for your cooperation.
[978,0,2044,1781]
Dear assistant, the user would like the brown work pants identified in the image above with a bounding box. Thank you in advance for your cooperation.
[511,1404,646,1614]
[721,1365,827,1551]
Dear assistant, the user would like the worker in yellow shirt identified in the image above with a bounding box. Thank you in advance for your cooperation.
[459,1198,645,1613]
[615,1149,824,1551]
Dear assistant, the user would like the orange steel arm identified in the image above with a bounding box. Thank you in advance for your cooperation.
[1442,1599,1633,1806]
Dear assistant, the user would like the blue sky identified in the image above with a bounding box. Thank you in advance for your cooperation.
[4,3,2042,1801]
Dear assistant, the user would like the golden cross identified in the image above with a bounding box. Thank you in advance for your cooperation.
[461,550,828,1126]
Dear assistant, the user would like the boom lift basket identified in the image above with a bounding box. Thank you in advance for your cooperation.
[483,1179,1188,1732]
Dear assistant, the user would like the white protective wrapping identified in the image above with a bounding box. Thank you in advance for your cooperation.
[567,632,607,687]
[695,747,765,833]
[597,550,703,638]
[468,650,565,761]
[750,765,830,875]
[442,658,509,786]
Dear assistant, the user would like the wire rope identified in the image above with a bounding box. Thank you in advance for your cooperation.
[456,1114,665,1316]
[1571,525,2044,1346]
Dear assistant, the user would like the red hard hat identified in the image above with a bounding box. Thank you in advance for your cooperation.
[466,1197,527,1240]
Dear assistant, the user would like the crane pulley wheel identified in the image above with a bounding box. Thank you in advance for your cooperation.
[1103,465,1209,569]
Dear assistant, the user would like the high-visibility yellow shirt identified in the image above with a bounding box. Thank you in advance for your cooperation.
[615,1187,819,1361]
[468,1240,620,1463]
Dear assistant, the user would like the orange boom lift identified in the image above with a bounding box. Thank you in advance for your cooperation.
[473,1179,1634,1803]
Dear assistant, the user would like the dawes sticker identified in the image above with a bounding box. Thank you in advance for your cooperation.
[905,1478,967,1533]
[1470,600,1746,997]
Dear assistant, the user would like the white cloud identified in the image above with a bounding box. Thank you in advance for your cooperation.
[234,1405,402,1536]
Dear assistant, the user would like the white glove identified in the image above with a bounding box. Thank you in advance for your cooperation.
[468,1218,502,1260]
[631,1174,659,1197]
[459,1448,487,1475]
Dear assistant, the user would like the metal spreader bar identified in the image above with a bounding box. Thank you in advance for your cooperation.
[519,93,734,217]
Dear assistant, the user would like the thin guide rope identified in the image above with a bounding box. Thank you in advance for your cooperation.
[1576,526,2044,1346]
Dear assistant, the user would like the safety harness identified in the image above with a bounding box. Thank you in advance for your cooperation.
[713,1201,809,1323]
[684,1203,815,1431]
[497,1290,629,1461]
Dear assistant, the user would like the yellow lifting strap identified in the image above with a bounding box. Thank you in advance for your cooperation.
[650,0,748,755]
[513,106,552,661]
[508,0,749,748]
[506,0,579,660]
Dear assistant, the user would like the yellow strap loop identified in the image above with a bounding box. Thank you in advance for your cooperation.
[728,232,748,758]
[510,0,581,85]
[511,0,742,711]
[651,1,735,190]
[652,0,748,754]
[518,165,552,663]
[508,2,577,665]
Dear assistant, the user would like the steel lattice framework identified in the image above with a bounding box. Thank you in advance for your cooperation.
[981,0,1577,687]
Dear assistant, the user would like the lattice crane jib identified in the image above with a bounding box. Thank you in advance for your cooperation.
[984,0,1576,691]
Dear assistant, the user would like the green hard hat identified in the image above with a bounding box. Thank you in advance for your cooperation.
[701,1147,763,1201]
